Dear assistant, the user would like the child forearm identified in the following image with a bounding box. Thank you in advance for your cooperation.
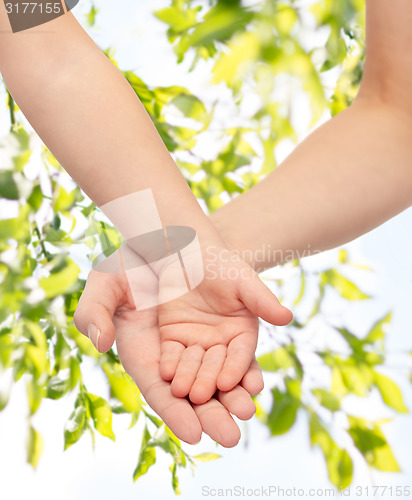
[0,9,222,245]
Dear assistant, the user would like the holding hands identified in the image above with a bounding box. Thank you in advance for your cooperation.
[0,5,294,446]
[74,243,292,446]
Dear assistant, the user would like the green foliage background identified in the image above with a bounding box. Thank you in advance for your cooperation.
[0,0,410,494]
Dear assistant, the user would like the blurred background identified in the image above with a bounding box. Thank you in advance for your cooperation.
[0,0,411,498]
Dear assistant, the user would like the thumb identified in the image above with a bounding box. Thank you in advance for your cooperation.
[238,270,293,326]
[73,270,120,353]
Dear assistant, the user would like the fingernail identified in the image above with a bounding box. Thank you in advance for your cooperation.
[87,324,101,351]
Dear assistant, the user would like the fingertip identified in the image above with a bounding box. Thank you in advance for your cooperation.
[181,426,203,445]
[141,379,202,446]
[99,334,116,353]
[189,377,217,405]
[189,393,209,405]
[217,419,241,448]
[171,377,191,398]
[216,373,238,393]
[235,398,256,421]
[159,341,185,381]
[159,361,177,381]
[193,399,241,448]
[268,304,293,326]
[241,397,257,420]
[216,386,257,421]
[242,376,264,396]
[87,323,115,353]
[168,412,203,445]
[279,306,293,325]
[240,361,263,396]
[189,386,212,406]
[97,340,114,353]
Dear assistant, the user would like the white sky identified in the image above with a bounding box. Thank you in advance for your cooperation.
[0,1,411,499]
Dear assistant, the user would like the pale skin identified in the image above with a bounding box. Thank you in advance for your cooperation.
[0,4,292,416]
[211,0,412,271]
[1,0,412,446]
[0,3,291,447]
[67,0,412,444]
[74,259,263,447]
[77,0,412,446]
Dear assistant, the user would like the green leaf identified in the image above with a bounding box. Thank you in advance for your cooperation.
[87,393,116,440]
[52,214,61,230]
[133,426,157,482]
[309,413,353,489]
[0,205,30,241]
[312,389,340,412]
[64,405,87,450]
[274,4,298,35]
[26,425,44,469]
[372,444,400,472]
[338,328,365,354]
[0,171,19,199]
[26,377,43,415]
[188,4,254,47]
[146,413,164,429]
[102,362,142,414]
[322,29,348,71]
[334,362,373,397]
[365,312,392,343]
[326,446,353,489]
[169,462,181,495]
[0,392,9,411]
[52,185,77,213]
[323,269,370,300]
[212,31,259,87]
[39,258,80,298]
[52,331,71,372]
[87,219,124,256]
[0,331,13,370]
[123,72,155,107]
[69,357,81,390]
[193,453,222,462]
[338,249,349,263]
[0,383,10,411]
[25,339,49,378]
[11,127,32,170]
[85,4,98,26]
[44,227,72,246]
[257,347,293,372]
[348,416,400,472]
[27,185,43,211]
[170,94,208,123]
[46,375,70,400]
[149,430,174,455]
[267,387,300,435]
[373,372,408,413]
[154,5,198,33]
[129,410,140,429]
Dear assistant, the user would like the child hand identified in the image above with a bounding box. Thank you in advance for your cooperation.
[158,245,292,405]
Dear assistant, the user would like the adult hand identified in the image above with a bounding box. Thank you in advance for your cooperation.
[74,268,264,446]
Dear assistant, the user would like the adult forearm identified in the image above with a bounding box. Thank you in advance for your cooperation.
[211,99,412,271]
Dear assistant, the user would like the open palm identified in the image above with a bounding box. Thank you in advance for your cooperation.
[158,247,293,405]
[74,266,263,446]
